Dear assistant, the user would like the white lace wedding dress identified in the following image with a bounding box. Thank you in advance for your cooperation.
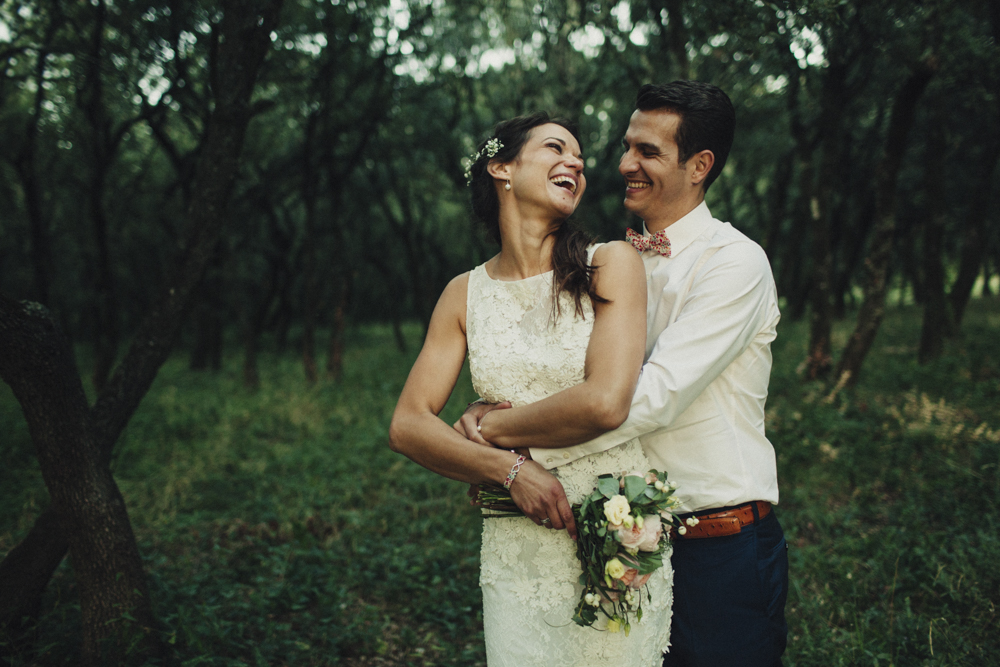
[466,245,673,667]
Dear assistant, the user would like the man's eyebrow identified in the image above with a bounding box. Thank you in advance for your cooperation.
[634,141,661,153]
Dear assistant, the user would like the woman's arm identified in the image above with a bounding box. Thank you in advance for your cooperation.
[388,272,576,535]
[476,241,647,450]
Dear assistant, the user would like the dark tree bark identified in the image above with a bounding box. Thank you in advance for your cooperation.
[652,0,689,79]
[835,58,936,386]
[0,2,283,663]
[948,143,1000,326]
[805,59,849,379]
[0,509,69,646]
[777,153,815,321]
[917,108,952,363]
[0,298,157,664]
[945,0,1000,325]
[326,272,353,381]
[242,271,276,390]
[77,0,121,393]
[763,150,795,263]
[13,25,61,307]
[189,253,226,372]
[832,192,876,319]
[298,20,392,384]
[301,111,322,385]
[244,197,294,388]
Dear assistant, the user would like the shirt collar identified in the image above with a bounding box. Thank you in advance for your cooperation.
[642,201,717,257]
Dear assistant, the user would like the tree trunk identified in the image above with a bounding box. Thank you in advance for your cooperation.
[805,189,833,379]
[917,116,953,363]
[805,60,848,379]
[835,59,936,386]
[89,169,120,393]
[326,272,352,381]
[652,0,689,79]
[16,44,56,307]
[832,193,875,319]
[0,298,158,664]
[0,2,283,662]
[77,1,119,393]
[392,316,408,353]
[301,112,321,385]
[778,154,815,320]
[948,142,999,326]
[763,149,795,263]
[988,255,1000,297]
[243,320,261,389]
[190,254,225,371]
[242,252,281,390]
[0,509,69,647]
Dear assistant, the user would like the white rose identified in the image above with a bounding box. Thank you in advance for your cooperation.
[604,495,631,526]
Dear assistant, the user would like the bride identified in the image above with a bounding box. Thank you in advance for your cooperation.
[389,112,672,666]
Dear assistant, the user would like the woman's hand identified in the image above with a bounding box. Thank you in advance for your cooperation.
[509,461,576,540]
[453,401,511,446]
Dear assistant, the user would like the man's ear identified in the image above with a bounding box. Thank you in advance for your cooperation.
[486,159,510,182]
[689,150,715,186]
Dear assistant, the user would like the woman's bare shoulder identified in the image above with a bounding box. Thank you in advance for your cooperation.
[592,240,642,271]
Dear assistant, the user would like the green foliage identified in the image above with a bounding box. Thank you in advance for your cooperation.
[2,323,483,665]
[768,299,1000,666]
[3,301,1000,664]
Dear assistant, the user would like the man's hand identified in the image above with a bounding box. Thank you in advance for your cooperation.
[453,400,511,446]
[509,461,576,540]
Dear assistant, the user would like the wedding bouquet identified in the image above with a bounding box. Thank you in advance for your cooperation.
[478,469,683,636]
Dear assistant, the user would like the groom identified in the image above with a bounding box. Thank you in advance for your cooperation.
[460,81,788,666]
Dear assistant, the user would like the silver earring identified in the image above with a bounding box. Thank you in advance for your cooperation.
[505,180,511,191]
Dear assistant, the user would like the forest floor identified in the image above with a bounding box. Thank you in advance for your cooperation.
[2,300,999,666]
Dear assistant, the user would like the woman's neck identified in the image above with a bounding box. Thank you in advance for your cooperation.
[492,211,560,280]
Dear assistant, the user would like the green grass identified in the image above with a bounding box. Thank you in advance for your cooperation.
[769,301,1000,666]
[1,302,999,665]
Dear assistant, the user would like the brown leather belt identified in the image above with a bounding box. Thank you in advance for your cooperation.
[670,501,771,540]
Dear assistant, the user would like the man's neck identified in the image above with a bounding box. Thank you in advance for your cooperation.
[643,193,705,235]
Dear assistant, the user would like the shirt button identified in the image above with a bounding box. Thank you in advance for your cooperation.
[546,458,554,464]
[562,452,570,459]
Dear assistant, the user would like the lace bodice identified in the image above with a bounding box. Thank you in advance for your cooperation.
[467,258,595,409]
[467,246,672,666]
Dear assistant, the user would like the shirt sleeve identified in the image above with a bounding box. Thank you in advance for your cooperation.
[534,240,778,469]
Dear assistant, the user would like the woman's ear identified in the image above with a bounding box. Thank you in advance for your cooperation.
[486,159,510,182]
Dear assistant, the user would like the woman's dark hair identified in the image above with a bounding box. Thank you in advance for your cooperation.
[467,112,605,318]
[635,81,735,192]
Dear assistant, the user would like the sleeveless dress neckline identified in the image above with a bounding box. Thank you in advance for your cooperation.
[481,261,553,283]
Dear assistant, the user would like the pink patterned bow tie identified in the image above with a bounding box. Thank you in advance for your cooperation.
[626,228,671,257]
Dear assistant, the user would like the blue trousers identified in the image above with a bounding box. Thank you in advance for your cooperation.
[663,508,788,666]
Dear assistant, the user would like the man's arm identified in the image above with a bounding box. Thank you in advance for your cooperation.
[474,241,648,448]
[475,242,778,458]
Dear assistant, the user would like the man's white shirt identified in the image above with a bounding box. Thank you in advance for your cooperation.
[530,202,780,513]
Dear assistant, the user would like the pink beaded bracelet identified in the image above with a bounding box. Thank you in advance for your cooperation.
[504,455,527,490]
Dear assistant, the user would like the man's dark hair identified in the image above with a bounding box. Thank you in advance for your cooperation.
[635,81,735,192]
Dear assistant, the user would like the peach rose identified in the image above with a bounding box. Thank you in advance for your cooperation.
[618,557,653,590]
[618,514,662,552]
